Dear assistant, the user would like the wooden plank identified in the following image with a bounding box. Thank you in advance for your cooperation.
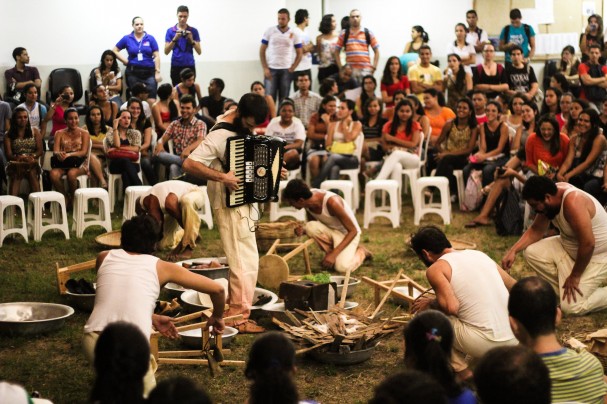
[56,260,96,294]
[371,270,404,319]
[158,358,245,366]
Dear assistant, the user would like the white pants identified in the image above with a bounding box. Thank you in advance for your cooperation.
[305,221,365,273]
[376,150,420,180]
[159,189,204,251]
[524,236,607,315]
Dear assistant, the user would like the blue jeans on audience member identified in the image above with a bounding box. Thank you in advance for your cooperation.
[313,154,358,188]
[109,158,142,191]
[264,68,292,103]
[153,151,183,180]
[140,155,157,186]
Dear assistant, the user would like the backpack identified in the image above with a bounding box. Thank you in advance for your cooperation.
[343,28,371,48]
[582,62,607,103]
[462,169,483,212]
[503,24,531,44]
[494,186,523,236]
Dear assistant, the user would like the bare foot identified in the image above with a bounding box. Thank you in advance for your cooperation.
[359,245,373,261]
[470,216,491,225]
[167,245,193,262]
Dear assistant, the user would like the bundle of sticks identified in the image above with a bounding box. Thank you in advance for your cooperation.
[272,306,405,354]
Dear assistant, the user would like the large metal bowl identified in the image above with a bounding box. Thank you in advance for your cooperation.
[180,287,278,313]
[262,301,359,325]
[164,282,186,300]
[64,291,96,312]
[309,343,377,365]
[179,326,238,349]
[176,257,229,280]
[0,302,75,336]
[330,276,361,298]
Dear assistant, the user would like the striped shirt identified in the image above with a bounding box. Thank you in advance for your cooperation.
[335,27,379,70]
[539,348,607,404]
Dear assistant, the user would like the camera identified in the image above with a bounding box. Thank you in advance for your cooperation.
[61,93,70,100]
[180,30,187,36]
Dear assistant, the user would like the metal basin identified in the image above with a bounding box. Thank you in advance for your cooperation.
[176,257,229,280]
[181,287,278,313]
[262,301,359,325]
[179,326,238,349]
[0,302,75,336]
[164,282,186,300]
[330,276,361,298]
[64,291,95,312]
[309,343,377,365]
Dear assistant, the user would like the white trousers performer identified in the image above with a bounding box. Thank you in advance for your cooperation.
[524,235,607,315]
[305,220,365,273]
[159,188,204,251]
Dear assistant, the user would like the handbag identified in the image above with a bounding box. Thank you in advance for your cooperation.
[50,155,85,169]
[107,149,139,161]
[327,141,355,155]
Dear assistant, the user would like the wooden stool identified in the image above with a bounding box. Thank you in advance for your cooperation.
[362,272,430,317]
[258,238,315,290]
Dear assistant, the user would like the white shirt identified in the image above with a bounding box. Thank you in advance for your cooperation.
[466,28,489,64]
[261,25,302,69]
[293,26,312,72]
[140,180,199,213]
[265,116,306,144]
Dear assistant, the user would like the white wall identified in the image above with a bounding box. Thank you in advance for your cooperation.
[0,0,473,102]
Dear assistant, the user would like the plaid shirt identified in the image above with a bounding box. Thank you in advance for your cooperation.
[164,116,206,155]
[291,90,322,128]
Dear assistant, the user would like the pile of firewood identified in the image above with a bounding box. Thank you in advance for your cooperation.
[272,306,406,354]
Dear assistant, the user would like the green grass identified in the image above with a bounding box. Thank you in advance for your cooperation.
[0,197,605,403]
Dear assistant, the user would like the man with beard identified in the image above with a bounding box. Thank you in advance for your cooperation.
[410,226,518,381]
[502,176,607,315]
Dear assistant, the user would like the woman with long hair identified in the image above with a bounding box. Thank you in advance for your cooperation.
[174,68,202,103]
[403,26,429,54]
[557,45,581,82]
[306,96,338,179]
[250,81,277,134]
[49,108,90,208]
[41,85,75,146]
[104,109,143,190]
[557,108,607,202]
[564,98,590,136]
[472,42,508,100]
[375,99,422,180]
[556,91,574,130]
[504,92,525,140]
[94,50,123,105]
[444,53,472,111]
[361,97,387,165]
[446,23,476,66]
[580,14,605,62]
[380,57,410,108]
[127,97,155,185]
[312,99,362,188]
[83,105,110,189]
[356,74,378,114]
[540,87,562,116]
[434,98,478,199]
[17,83,47,131]
[423,88,455,145]
[316,14,339,82]
[151,83,180,138]
[404,310,476,403]
[407,94,431,137]
[4,107,43,195]
[90,85,119,127]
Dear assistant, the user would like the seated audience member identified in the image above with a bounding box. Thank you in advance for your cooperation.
[283,179,369,274]
[147,377,211,404]
[151,83,180,138]
[199,78,227,124]
[550,72,571,94]
[90,322,149,404]
[136,180,206,261]
[444,54,472,111]
[90,85,118,127]
[382,89,407,121]
[447,23,477,66]
[4,107,43,196]
[17,83,46,131]
[475,346,551,404]
[49,108,90,209]
[41,85,75,146]
[504,93,524,138]
[408,45,443,102]
[471,90,488,126]
[467,113,568,228]
[250,81,277,134]
[564,98,590,136]
[380,56,410,108]
[94,50,123,105]
[502,176,607,314]
[120,83,152,119]
[369,370,448,404]
[410,226,517,380]
[360,97,387,167]
[245,332,318,404]
[127,98,154,185]
[153,95,206,180]
[4,47,42,106]
[540,87,562,116]
[83,214,225,396]
[265,99,306,170]
[292,73,321,129]
[174,68,202,103]
[0,100,12,184]
[557,109,607,204]
[82,106,110,189]
[223,98,237,113]
[555,45,580,88]
[329,64,358,99]
[305,96,337,179]
[504,45,539,101]
[407,94,431,136]
[472,42,508,100]
[311,99,361,186]
[556,91,573,130]
[356,74,378,114]
[579,44,607,109]
[509,276,607,404]
[375,99,422,180]
[104,109,143,191]
[404,310,477,404]
[463,100,509,187]
[319,77,339,98]
[434,98,478,199]
[423,89,455,146]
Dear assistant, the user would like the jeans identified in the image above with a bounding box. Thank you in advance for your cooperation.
[126,67,158,98]
[435,154,468,195]
[140,155,157,186]
[109,158,142,191]
[153,151,183,180]
[264,68,292,103]
[313,154,358,188]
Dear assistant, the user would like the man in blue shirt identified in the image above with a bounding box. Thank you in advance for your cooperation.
[499,8,536,64]
[165,5,201,86]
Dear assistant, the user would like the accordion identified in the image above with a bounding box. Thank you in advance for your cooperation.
[225,134,286,208]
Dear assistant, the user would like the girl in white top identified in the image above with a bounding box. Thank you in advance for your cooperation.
[446,23,476,69]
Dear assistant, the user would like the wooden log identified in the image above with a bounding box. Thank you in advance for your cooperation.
[158,358,245,366]
[371,270,404,319]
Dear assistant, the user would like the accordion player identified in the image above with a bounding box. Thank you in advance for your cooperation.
[224,134,286,208]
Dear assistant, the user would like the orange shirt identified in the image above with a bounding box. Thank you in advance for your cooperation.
[525,133,570,169]
[427,107,455,139]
